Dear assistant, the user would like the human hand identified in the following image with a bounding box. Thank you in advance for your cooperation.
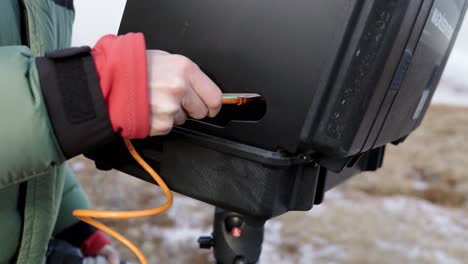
[147,50,223,136]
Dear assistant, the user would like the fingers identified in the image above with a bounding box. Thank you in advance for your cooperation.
[150,92,179,136]
[152,110,189,135]
[151,109,187,135]
[151,115,175,136]
[174,109,188,125]
[188,66,223,117]
[181,85,208,119]
[147,51,223,136]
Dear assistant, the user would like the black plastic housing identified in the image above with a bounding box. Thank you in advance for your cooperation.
[119,0,467,171]
[87,0,467,219]
[87,130,384,219]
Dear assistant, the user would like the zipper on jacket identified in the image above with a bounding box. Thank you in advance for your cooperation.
[18,0,31,46]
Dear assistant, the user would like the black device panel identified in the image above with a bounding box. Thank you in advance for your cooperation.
[119,0,467,165]
[94,0,467,218]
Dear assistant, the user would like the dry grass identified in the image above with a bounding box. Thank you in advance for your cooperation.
[70,105,468,263]
[343,105,468,207]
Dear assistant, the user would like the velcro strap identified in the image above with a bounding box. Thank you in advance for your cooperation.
[37,47,115,158]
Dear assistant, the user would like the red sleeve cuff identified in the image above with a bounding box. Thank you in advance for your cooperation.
[92,33,150,139]
[80,230,112,257]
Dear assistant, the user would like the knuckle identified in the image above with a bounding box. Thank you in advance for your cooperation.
[153,101,179,116]
[155,81,187,98]
[154,79,179,90]
[173,54,197,74]
[154,121,173,135]
[167,81,187,97]
[160,105,179,116]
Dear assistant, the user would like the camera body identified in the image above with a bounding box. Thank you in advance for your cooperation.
[88,0,467,219]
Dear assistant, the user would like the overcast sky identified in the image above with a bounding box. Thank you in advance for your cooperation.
[72,0,126,46]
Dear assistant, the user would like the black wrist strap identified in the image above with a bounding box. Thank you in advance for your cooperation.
[37,47,115,159]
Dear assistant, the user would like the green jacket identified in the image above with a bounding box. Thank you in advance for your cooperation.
[0,1,109,263]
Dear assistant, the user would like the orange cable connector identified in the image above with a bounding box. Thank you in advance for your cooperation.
[222,93,262,105]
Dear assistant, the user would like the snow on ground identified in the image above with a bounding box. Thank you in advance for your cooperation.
[74,148,468,263]
[276,190,468,264]
[151,190,468,263]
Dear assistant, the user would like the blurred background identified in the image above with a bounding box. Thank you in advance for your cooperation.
[70,1,468,263]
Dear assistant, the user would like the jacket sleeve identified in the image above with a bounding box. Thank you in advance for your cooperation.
[0,34,149,188]
[0,46,67,188]
[0,45,114,188]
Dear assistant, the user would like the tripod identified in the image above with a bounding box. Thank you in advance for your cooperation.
[198,208,267,264]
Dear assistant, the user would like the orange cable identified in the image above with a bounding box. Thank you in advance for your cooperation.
[72,95,254,263]
[73,138,173,264]
[222,93,261,105]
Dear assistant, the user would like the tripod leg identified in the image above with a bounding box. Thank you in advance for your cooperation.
[198,208,266,264]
